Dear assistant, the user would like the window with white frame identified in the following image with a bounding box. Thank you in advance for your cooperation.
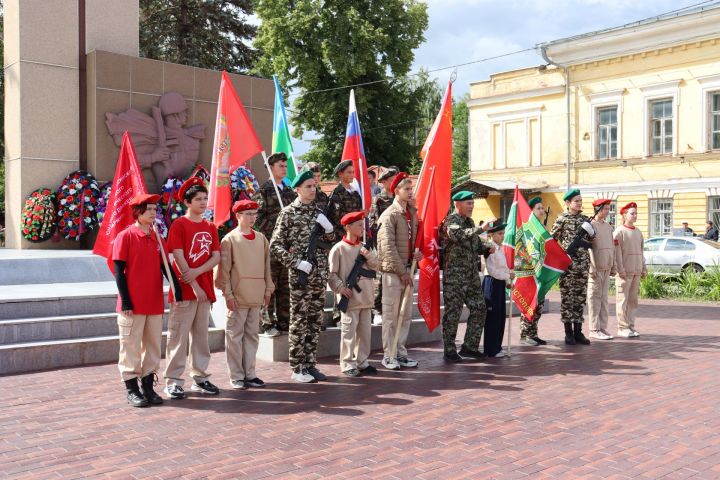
[608,201,617,227]
[710,92,720,150]
[650,99,673,155]
[596,106,618,159]
[709,196,720,230]
[650,198,673,236]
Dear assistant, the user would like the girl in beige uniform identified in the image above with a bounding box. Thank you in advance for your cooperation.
[613,202,647,337]
[588,199,616,340]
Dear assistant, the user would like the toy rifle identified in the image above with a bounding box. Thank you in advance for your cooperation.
[337,243,377,313]
[543,206,551,227]
[565,204,602,258]
[298,190,337,287]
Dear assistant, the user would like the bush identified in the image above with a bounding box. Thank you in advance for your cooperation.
[640,273,665,299]
[640,270,720,302]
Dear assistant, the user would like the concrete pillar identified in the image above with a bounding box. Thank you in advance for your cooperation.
[3,0,138,249]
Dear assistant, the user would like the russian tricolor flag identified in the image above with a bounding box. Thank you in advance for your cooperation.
[341,89,372,212]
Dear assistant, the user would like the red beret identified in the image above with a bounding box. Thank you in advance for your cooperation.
[129,193,161,207]
[176,177,206,202]
[620,202,637,215]
[389,172,409,193]
[592,198,612,207]
[341,211,365,226]
[232,199,259,213]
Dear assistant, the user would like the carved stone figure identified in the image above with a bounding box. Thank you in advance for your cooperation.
[105,92,206,188]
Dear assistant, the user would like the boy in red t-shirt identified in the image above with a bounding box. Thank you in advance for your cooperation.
[163,178,221,399]
[113,193,182,408]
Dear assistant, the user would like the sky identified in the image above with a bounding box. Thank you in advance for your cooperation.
[293,0,713,157]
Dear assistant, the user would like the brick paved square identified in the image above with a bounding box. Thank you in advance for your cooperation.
[1,292,718,479]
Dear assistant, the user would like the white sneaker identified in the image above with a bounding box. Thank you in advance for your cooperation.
[291,368,316,383]
[590,330,613,340]
[629,329,640,337]
[521,336,539,346]
[492,350,507,358]
[397,356,418,368]
[264,327,280,337]
[617,328,633,338]
[600,329,614,340]
[372,314,383,326]
[381,357,400,370]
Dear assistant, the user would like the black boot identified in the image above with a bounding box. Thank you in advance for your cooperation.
[564,323,576,345]
[125,378,149,408]
[573,323,591,345]
[141,374,164,405]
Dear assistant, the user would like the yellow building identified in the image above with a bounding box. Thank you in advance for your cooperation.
[466,6,720,238]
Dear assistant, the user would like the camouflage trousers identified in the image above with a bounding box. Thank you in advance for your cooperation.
[519,300,544,338]
[559,262,589,324]
[288,270,327,369]
[441,275,486,354]
[263,257,290,332]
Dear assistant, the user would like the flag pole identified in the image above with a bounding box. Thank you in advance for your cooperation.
[261,150,285,208]
[389,166,435,360]
[153,225,176,300]
[506,280,512,357]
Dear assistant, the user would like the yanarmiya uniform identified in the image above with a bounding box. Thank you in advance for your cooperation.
[368,167,398,322]
[329,160,363,242]
[587,198,616,340]
[613,202,647,338]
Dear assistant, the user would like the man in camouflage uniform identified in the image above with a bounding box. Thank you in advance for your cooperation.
[270,169,335,383]
[519,197,548,346]
[306,162,329,211]
[551,188,595,345]
[329,160,363,242]
[253,152,297,336]
[440,191,495,362]
[368,167,398,324]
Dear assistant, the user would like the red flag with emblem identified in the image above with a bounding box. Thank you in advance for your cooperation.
[208,70,263,227]
[414,79,453,332]
[93,132,147,272]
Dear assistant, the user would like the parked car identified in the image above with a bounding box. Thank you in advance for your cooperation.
[644,236,720,274]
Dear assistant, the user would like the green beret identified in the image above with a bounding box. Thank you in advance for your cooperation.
[486,222,507,234]
[290,169,314,188]
[451,191,474,201]
[528,197,542,208]
[562,188,581,202]
[333,160,353,176]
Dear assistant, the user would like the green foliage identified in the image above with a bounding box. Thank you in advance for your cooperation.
[639,273,665,299]
[139,0,257,72]
[639,270,720,302]
[254,0,429,173]
[452,93,470,184]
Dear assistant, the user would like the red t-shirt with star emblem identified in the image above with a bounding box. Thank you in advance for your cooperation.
[168,216,220,302]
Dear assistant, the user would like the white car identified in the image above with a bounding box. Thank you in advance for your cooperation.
[644,236,720,274]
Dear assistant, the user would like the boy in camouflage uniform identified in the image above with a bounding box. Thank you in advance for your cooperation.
[269,170,335,383]
[440,191,495,362]
[519,197,548,346]
[368,167,398,324]
[329,160,363,242]
[306,162,329,211]
[551,188,595,345]
[253,152,297,336]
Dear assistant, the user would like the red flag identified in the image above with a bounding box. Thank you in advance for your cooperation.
[93,132,147,271]
[340,90,372,212]
[208,70,263,226]
[414,80,453,332]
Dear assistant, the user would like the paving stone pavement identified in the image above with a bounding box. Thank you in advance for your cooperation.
[1,292,719,479]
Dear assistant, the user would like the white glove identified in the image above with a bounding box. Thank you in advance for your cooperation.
[316,213,334,234]
[296,260,313,274]
[581,221,595,236]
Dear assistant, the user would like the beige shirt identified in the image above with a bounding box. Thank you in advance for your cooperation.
[484,240,511,281]
[613,225,647,276]
[215,229,275,308]
[328,239,380,310]
[590,219,615,273]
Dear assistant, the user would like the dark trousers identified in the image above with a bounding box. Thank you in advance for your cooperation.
[482,276,506,357]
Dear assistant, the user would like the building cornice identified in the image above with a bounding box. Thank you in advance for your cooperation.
[538,7,720,66]
[468,86,565,107]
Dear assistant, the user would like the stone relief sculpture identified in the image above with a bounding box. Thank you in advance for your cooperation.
[105,92,206,188]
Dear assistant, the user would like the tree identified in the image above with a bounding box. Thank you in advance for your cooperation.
[139,0,257,72]
[452,93,470,185]
[254,0,429,173]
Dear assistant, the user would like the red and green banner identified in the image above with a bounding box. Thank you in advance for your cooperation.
[502,186,571,320]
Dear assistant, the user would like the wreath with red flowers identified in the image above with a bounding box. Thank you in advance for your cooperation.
[56,170,101,240]
[95,182,112,226]
[21,188,57,242]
